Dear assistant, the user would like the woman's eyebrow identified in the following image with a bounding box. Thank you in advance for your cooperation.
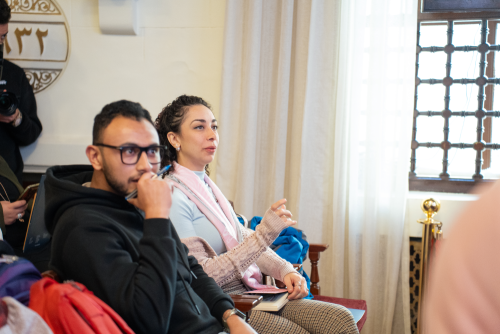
[190,118,218,124]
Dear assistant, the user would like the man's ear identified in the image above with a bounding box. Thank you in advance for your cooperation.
[167,132,180,149]
[86,145,103,170]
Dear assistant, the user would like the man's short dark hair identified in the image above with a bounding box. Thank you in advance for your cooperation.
[92,100,154,144]
[0,0,11,25]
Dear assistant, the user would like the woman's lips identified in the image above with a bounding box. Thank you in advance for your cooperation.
[205,147,216,153]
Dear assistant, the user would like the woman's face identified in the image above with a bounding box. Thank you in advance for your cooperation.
[169,104,219,171]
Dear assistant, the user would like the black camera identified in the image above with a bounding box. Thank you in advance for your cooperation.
[0,90,18,116]
[0,43,18,116]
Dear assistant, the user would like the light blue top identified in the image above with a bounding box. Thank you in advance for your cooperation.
[169,170,229,255]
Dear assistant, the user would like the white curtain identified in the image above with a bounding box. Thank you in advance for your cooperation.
[216,0,417,333]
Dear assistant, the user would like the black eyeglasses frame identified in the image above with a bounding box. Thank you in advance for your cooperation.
[94,143,167,165]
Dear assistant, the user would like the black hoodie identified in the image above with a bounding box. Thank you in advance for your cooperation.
[45,165,234,334]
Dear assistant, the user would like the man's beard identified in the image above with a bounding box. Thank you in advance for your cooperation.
[102,159,131,196]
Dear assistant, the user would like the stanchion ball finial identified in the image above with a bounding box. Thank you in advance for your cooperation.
[421,198,440,219]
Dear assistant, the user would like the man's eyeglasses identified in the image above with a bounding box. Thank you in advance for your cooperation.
[94,144,166,165]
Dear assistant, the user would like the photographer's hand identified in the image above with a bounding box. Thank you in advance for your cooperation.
[0,108,19,124]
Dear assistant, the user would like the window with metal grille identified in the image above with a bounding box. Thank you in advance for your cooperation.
[410,2,500,192]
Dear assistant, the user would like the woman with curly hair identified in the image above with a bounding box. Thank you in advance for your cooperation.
[155,95,359,334]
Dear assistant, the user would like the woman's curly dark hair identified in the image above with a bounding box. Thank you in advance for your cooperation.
[155,95,212,175]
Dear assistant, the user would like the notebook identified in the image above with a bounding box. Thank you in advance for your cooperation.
[23,175,51,253]
[251,292,289,312]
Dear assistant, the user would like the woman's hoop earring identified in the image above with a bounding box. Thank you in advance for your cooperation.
[176,146,180,151]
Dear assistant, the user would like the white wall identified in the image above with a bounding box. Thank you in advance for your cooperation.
[20,0,226,177]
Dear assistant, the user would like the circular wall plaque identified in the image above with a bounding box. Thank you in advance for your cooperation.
[6,0,70,93]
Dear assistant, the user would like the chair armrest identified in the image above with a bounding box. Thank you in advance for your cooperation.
[308,243,329,295]
[309,243,329,254]
[230,295,263,321]
[230,295,263,312]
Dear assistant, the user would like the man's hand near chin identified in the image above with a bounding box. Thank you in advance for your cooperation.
[0,108,19,124]
[127,172,172,219]
[223,311,257,334]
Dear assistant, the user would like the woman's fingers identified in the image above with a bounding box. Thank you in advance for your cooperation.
[298,278,309,298]
[282,217,297,226]
[275,207,292,219]
[271,199,297,226]
[278,212,297,226]
[12,200,27,208]
[274,206,296,226]
[271,198,287,211]
[1,201,27,225]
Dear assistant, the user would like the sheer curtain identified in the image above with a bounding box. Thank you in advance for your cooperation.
[216,1,417,333]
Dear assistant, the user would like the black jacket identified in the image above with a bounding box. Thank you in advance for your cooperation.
[0,60,41,184]
[45,165,234,334]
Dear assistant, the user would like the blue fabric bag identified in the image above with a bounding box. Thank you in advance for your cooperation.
[240,216,313,299]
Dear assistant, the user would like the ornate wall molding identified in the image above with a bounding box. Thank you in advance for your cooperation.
[5,0,69,93]
[24,68,60,93]
[7,0,60,15]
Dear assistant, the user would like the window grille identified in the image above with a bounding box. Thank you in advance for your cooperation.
[410,19,500,190]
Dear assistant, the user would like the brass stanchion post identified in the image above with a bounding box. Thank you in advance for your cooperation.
[416,198,443,334]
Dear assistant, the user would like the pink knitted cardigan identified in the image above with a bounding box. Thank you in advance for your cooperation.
[181,208,296,288]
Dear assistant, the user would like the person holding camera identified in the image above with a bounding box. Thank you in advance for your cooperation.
[0,0,42,262]
[0,0,41,184]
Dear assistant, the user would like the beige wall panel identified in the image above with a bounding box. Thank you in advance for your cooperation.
[20,0,226,174]
[141,0,212,28]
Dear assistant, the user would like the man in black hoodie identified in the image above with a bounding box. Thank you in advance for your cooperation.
[45,100,255,334]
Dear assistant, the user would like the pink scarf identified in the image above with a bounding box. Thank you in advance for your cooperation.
[167,162,270,290]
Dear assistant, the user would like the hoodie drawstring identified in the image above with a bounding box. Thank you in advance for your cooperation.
[177,245,197,279]
[176,246,201,315]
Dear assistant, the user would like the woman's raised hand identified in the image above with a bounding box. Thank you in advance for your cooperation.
[271,199,297,227]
